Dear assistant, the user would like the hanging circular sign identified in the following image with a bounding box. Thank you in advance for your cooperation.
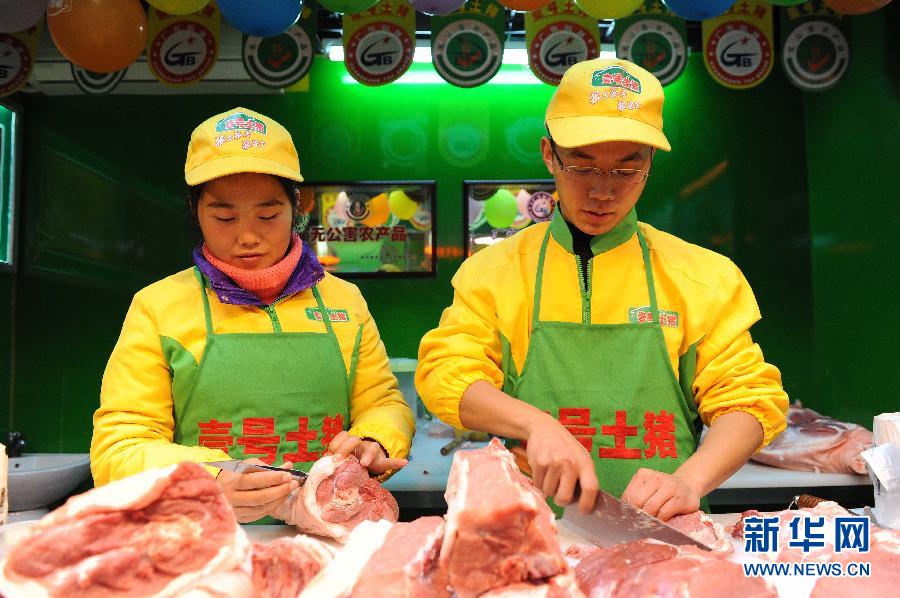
[526,191,556,222]
[345,22,414,85]
[782,20,848,93]
[71,63,127,95]
[0,33,31,96]
[705,21,772,88]
[616,19,686,86]
[432,19,503,88]
[529,22,599,85]
[242,24,314,88]
[149,21,217,85]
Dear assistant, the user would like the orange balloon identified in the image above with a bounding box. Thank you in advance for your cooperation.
[48,0,147,73]
[824,0,891,14]
[499,0,552,10]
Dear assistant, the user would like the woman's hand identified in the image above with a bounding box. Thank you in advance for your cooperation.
[327,431,408,475]
[215,458,298,523]
[620,468,701,521]
[524,412,599,514]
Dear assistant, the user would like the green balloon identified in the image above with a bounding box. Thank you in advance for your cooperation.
[484,189,518,229]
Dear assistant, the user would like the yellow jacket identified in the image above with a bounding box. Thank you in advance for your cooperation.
[92,268,414,486]
[417,210,788,449]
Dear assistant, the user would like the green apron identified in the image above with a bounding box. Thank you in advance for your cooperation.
[174,269,351,503]
[503,227,703,505]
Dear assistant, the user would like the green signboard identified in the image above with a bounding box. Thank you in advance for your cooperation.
[0,102,19,269]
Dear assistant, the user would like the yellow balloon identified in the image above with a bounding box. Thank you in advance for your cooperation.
[388,190,418,220]
[573,0,643,19]
[147,0,211,15]
[362,192,391,227]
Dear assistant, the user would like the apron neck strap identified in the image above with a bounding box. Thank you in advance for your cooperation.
[532,224,660,325]
[312,286,337,336]
[637,228,661,323]
[195,267,215,335]
[532,226,553,329]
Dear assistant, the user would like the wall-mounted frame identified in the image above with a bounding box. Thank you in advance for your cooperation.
[463,180,557,257]
[302,180,436,278]
[0,99,22,272]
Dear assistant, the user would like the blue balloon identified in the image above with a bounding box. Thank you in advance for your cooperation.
[219,0,303,37]
[662,0,737,21]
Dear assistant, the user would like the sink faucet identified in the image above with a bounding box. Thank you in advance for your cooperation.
[6,431,26,458]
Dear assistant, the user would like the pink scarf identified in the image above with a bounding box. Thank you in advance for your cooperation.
[202,233,303,305]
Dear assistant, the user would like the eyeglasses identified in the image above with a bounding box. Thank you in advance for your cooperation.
[548,135,650,185]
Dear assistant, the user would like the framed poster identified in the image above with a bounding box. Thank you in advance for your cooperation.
[303,181,436,278]
[464,180,557,257]
[0,100,21,271]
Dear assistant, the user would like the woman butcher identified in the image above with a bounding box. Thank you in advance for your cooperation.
[91,107,414,522]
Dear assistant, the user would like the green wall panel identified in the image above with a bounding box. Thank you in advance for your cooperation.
[804,7,900,426]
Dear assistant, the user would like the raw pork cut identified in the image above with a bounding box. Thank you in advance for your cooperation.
[349,516,450,598]
[751,403,872,474]
[440,439,567,598]
[300,519,394,598]
[666,510,734,553]
[273,454,399,543]
[573,539,776,598]
[481,571,584,597]
[729,502,900,597]
[0,462,249,598]
[250,534,334,598]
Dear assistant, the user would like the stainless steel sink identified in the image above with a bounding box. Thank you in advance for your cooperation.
[8,453,91,512]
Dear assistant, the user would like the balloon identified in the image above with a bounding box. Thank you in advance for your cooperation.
[48,0,147,73]
[389,190,418,220]
[766,1,806,5]
[484,189,518,229]
[318,0,381,13]
[0,0,46,33]
[218,0,301,37]
[824,0,892,14]
[662,0,736,20]
[573,0,643,19]
[511,190,532,229]
[410,0,468,14]
[146,0,212,15]
[362,192,391,227]
[499,0,552,11]
[328,191,351,228]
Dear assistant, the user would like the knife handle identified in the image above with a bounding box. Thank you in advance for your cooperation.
[510,446,532,476]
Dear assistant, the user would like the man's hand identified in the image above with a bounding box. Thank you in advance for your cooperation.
[620,468,700,521]
[215,458,298,523]
[327,431,408,475]
[525,412,599,514]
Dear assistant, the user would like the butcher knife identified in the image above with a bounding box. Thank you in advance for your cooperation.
[508,446,711,551]
[203,460,309,483]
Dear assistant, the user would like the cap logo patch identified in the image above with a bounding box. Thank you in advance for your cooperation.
[590,65,642,94]
[215,113,267,135]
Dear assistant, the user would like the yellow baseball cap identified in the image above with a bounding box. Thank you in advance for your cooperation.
[545,58,671,152]
[184,107,303,186]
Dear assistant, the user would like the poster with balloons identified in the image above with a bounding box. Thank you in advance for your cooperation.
[525,0,600,86]
[614,0,688,86]
[304,182,435,275]
[465,181,558,256]
[148,3,221,87]
[0,23,42,97]
[702,1,774,89]
[432,0,506,87]
[780,0,849,92]
[48,0,147,73]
